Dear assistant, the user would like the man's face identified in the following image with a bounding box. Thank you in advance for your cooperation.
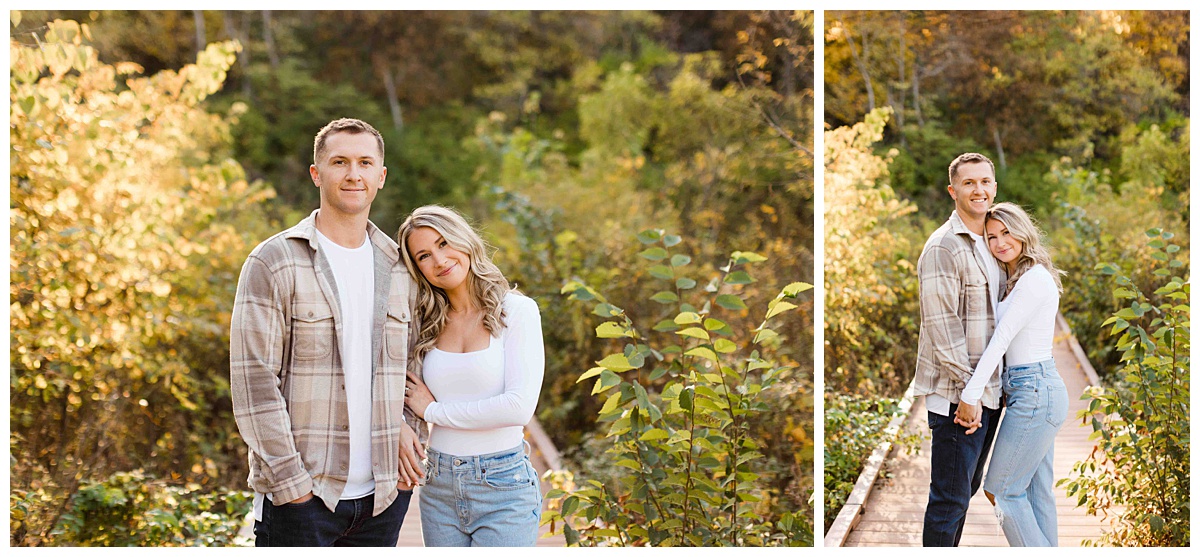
[309,131,386,219]
[947,161,996,221]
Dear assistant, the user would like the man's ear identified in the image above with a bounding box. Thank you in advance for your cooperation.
[310,164,320,187]
[946,183,955,199]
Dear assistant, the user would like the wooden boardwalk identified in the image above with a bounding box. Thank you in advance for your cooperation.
[832,315,1115,547]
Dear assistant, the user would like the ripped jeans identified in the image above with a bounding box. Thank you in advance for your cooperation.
[983,359,1068,546]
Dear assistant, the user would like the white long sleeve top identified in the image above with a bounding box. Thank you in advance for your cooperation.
[421,292,544,456]
[961,264,1060,406]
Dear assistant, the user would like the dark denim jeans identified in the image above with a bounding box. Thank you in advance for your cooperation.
[254,490,412,547]
[922,402,1001,546]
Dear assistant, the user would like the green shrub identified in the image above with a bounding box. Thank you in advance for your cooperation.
[543,230,812,546]
[1059,229,1189,546]
[16,470,252,547]
[822,393,922,532]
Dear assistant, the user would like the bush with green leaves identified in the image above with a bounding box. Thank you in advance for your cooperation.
[13,470,252,547]
[822,393,923,532]
[543,229,811,546]
[1059,228,1189,546]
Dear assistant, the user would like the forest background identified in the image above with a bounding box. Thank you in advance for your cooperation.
[9,10,814,546]
[823,10,1190,543]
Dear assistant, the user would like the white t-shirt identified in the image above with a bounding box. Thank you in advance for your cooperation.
[961,265,1059,405]
[927,227,1003,415]
[316,229,376,499]
[421,292,544,456]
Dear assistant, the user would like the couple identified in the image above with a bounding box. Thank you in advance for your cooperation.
[915,153,1068,547]
[230,118,545,547]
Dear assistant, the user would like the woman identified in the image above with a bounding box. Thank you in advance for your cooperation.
[955,202,1068,546]
[397,205,544,547]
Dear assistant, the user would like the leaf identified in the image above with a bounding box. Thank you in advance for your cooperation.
[649,265,674,279]
[596,322,632,339]
[703,318,727,331]
[639,247,668,261]
[676,277,697,289]
[597,353,636,372]
[639,428,669,442]
[577,366,605,383]
[670,254,691,267]
[592,370,621,395]
[637,230,663,244]
[713,339,737,354]
[685,346,719,362]
[676,327,710,341]
[731,251,767,264]
[663,234,682,247]
[599,391,624,415]
[652,319,680,332]
[765,300,798,320]
[715,294,747,310]
[724,270,755,284]
[650,291,679,304]
[782,282,813,296]
[674,312,702,325]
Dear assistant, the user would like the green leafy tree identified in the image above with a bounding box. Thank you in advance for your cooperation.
[1060,229,1189,547]
[10,16,269,545]
[544,230,812,546]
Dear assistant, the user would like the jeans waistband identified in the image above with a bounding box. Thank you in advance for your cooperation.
[426,441,530,479]
[1004,358,1056,376]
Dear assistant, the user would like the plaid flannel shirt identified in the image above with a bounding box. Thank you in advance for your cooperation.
[914,211,1005,410]
[230,210,426,517]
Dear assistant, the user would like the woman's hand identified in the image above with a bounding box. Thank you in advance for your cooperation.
[405,372,435,420]
[954,401,983,435]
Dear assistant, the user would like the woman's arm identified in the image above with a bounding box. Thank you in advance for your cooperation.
[960,267,1055,406]
[423,294,545,430]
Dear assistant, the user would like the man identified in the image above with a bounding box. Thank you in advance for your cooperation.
[914,152,1006,546]
[231,118,427,546]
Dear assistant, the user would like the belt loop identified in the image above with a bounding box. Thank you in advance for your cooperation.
[474,455,483,481]
[522,439,532,457]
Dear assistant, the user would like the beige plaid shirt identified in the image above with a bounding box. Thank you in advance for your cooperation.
[230,210,425,517]
[915,211,1005,410]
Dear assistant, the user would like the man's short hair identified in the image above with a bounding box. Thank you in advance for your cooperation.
[313,118,385,163]
[948,153,995,184]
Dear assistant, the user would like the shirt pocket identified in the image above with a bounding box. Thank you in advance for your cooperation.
[384,308,411,364]
[292,302,335,361]
[962,273,988,314]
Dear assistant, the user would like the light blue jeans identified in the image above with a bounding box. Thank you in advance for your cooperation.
[419,443,542,546]
[983,358,1068,546]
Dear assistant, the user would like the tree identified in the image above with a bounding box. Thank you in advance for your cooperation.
[10,16,273,545]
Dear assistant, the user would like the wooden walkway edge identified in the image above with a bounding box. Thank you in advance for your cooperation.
[827,313,1115,547]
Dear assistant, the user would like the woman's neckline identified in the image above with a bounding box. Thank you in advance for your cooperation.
[431,335,496,355]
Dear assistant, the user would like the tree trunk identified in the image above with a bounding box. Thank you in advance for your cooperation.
[912,51,924,127]
[843,24,876,112]
[263,11,280,69]
[381,66,404,133]
[992,127,1007,171]
[223,11,253,97]
[193,10,206,56]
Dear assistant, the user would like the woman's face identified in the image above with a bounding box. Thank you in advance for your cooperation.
[406,226,471,293]
[986,217,1023,271]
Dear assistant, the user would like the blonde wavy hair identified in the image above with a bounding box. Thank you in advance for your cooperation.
[986,202,1065,294]
[397,205,515,367]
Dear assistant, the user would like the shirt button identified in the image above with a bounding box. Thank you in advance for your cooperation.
[308,311,314,317]
[341,465,347,471]
[341,425,348,431]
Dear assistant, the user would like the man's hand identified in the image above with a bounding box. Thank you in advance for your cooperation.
[397,420,426,487]
[954,401,983,435]
[404,372,435,419]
